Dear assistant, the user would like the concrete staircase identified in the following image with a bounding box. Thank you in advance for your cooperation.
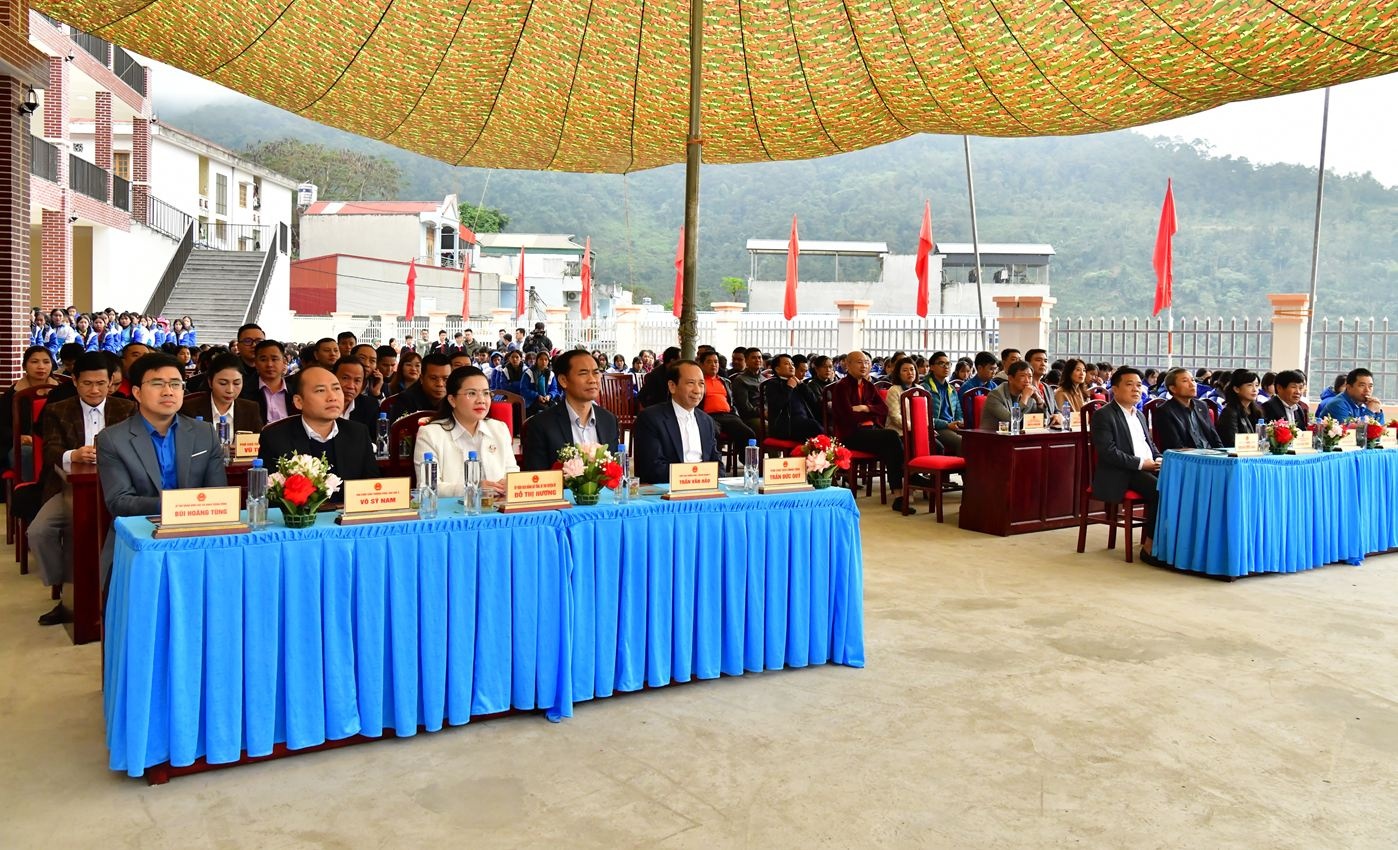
[158,249,270,347]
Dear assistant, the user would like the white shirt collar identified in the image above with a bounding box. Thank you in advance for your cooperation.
[212,398,235,419]
[303,417,339,444]
[671,400,697,421]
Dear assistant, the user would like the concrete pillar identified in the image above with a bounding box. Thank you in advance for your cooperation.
[377,311,398,346]
[710,302,744,357]
[1268,293,1309,373]
[614,304,644,360]
[330,310,354,335]
[427,310,448,336]
[835,300,871,355]
[993,295,1056,355]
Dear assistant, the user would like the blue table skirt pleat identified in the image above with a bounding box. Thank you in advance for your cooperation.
[105,488,864,777]
[1155,450,1398,577]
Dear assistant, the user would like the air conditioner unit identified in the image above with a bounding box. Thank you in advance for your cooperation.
[565,291,579,302]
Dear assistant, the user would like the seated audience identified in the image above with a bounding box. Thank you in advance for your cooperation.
[698,350,755,444]
[181,352,264,433]
[526,351,562,416]
[634,360,721,484]
[637,346,683,408]
[1054,358,1090,412]
[1092,367,1162,561]
[981,362,1060,431]
[807,355,839,388]
[388,350,421,396]
[960,351,999,394]
[241,339,295,424]
[992,348,1022,382]
[414,366,518,497]
[30,352,135,625]
[883,357,919,432]
[257,364,378,481]
[1315,367,1385,424]
[523,349,620,470]
[1153,367,1224,451]
[2,345,60,479]
[393,352,452,418]
[762,354,824,441]
[1319,373,1346,402]
[828,350,909,512]
[1215,369,1268,446]
[728,347,765,430]
[1261,370,1311,429]
[334,357,379,430]
[920,351,964,456]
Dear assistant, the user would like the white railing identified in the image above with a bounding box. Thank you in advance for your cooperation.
[863,315,996,359]
[1310,317,1398,400]
[734,316,838,354]
[1052,316,1272,373]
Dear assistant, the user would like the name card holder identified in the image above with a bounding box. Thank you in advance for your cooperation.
[152,487,249,538]
[1289,444,1318,455]
[1022,412,1046,431]
[336,477,418,525]
[759,456,812,494]
[233,432,260,460]
[664,461,726,501]
[498,470,571,513]
[1229,433,1263,456]
[1336,431,1360,451]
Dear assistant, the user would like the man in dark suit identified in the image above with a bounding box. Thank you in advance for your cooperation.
[523,349,619,471]
[634,360,721,484]
[392,352,451,418]
[333,357,381,431]
[636,346,681,408]
[29,352,135,625]
[1261,369,1311,430]
[1154,367,1224,451]
[1092,367,1163,561]
[97,353,227,585]
[257,365,379,482]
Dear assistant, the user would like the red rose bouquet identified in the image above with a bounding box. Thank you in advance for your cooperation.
[557,442,622,505]
[267,453,342,524]
[1264,420,1294,455]
[1365,420,1385,449]
[792,434,852,486]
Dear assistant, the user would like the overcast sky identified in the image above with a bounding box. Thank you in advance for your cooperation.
[146,58,1397,188]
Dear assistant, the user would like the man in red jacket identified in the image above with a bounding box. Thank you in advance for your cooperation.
[827,350,910,513]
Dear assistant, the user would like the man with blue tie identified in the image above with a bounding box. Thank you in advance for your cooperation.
[634,360,721,484]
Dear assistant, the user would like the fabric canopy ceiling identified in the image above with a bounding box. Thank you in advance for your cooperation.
[36,0,1398,173]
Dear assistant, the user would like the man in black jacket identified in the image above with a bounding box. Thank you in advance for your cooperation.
[1092,367,1162,560]
[1261,369,1311,430]
[258,365,378,482]
[523,349,619,470]
[634,360,721,484]
[334,357,381,431]
[1154,367,1223,451]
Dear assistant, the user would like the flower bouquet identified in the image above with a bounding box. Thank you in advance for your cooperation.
[791,434,852,488]
[1264,420,1295,455]
[1365,420,1385,449]
[1315,416,1348,451]
[267,453,342,528]
[556,442,622,506]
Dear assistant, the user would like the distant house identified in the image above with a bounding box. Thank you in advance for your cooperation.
[299,196,472,269]
[474,233,614,320]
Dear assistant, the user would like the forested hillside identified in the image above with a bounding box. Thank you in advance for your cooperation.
[161,99,1397,318]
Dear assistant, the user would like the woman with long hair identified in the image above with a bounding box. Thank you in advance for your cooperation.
[2,346,60,478]
[883,357,918,432]
[179,316,197,347]
[1216,368,1267,446]
[389,350,422,395]
[413,366,518,497]
[1054,358,1090,412]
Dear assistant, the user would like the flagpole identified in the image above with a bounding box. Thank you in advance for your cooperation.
[1303,87,1331,380]
[678,0,704,361]
[963,136,989,350]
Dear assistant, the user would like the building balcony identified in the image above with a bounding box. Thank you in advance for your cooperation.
[69,153,108,202]
[29,136,59,183]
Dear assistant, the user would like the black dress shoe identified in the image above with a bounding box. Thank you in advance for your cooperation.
[1139,550,1167,568]
[38,602,71,626]
[891,497,916,515]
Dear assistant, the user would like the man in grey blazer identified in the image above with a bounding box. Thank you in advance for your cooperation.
[97,353,227,584]
[981,361,1060,431]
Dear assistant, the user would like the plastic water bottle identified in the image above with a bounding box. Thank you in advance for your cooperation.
[1060,400,1072,430]
[1357,415,1369,449]
[216,414,232,462]
[245,458,268,529]
[1010,400,1023,435]
[615,444,630,504]
[463,451,482,516]
[1255,417,1266,442]
[744,438,761,494]
[417,452,438,519]
[376,413,390,458]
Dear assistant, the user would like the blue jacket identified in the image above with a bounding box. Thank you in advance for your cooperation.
[1316,392,1385,425]
[178,330,197,347]
[920,377,963,428]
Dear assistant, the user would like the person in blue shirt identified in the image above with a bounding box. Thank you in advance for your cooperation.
[525,351,562,415]
[131,316,156,348]
[919,350,964,455]
[489,349,535,406]
[959,351,999,395]
[97,316,125,354]
[176,316,197,347]
[1315,367,1385,424]
[1318,373,1346,402]
[45,309,75,358]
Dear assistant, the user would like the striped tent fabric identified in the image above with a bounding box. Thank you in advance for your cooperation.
[36,0,1398,173]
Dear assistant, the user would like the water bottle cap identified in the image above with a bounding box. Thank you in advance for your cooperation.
[617,443,626,452]
[468,451,478,460]
[251,458,263,468]
[748,439,758,446]
[379,412,389,419]
[195,416,204,421]
[423,452,434,462]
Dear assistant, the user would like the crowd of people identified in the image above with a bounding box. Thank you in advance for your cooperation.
[7,310,1388,624]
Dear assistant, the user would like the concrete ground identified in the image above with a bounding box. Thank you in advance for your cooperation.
[2,498,1397,850]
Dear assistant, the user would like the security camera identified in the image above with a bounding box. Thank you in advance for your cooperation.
[17,87,38,116]
[64,53,75,62]
[68,215,78,223]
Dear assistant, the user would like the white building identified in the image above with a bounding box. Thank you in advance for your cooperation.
[299,196,470,269]
[475,233,615,320]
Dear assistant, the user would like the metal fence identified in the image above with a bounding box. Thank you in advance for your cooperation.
[736,316,837,354]
[29,136,58,183]
[1310,317,1398,400]
[112,174,130,211]
[863,315,997,359]
[68,154,107,201]
[1052,316,1272,373]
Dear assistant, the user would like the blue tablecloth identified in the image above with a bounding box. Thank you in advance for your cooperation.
[1155,449,1398,577]
[104,486,864,777]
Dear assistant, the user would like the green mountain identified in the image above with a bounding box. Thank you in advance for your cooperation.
[159,98,1398,319]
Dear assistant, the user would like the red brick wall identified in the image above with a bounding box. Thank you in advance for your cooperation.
[290,255,339,314]
[0,74,32,381]
[43,55,63,139]
[131,116,148,223]
[40,208,69,309]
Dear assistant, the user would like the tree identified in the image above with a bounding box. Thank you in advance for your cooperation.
[721,276,747,301]
[458,202,510,233]
[239,139,401,200]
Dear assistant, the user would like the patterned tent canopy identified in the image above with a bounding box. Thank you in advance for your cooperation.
[37,0,1398,173]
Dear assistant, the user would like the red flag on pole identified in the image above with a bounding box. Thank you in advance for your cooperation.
[516,247,527,319]
[783,215,800,321]
[673,226,685,319]
[579,237,593,320]
[461,257,471,319]
[1152,179,1176,316]
[915,200,933,318]
[405,258,417,320]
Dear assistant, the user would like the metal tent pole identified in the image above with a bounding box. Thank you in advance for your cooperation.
[1303,87,1331,379]
[963,136,989,350]
[679,0,704,360]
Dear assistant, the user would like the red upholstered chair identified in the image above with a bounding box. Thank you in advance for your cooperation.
[1075,400,1147,563]
[959,386,990,430]
[492,389,527,436]
[1142,397,1170,447]
[756,382,801,457]
[6,385,54,559]
[1201,396,1223,423]
[821,387,886,503]
[378,394,398,416]
[487,401,515,437]
[599,373,637,435]
[387,410,438,478]
[898,387,966,522]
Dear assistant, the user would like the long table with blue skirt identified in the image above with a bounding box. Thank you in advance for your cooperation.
[1154,449,1398,578]
[104,486,864,778]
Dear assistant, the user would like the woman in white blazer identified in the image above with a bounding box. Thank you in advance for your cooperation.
[412,367,518,497]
